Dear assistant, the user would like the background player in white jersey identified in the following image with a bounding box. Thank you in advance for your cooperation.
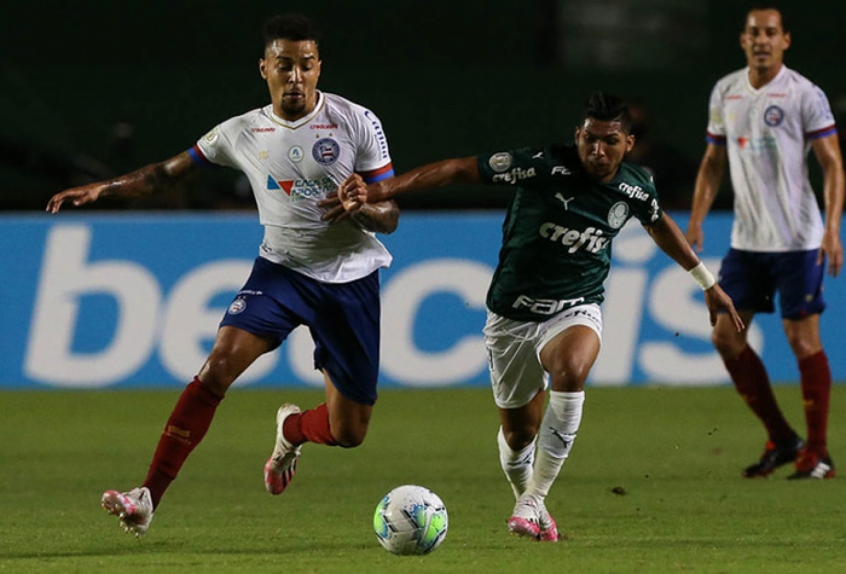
[46,13,400,536]
[686,5,844,479]
[330,92,743,540]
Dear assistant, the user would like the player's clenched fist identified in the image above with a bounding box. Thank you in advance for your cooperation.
[338,173,368,210]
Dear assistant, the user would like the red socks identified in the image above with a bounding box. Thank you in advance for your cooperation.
[139,383,344,509]
[725,346,832,454]
[143,378,223,508]
[141,385,340,509]
[798,350,831,454]
[283,403,338,446]
[723,345,794,442]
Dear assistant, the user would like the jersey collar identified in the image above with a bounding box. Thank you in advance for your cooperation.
[744,64,788,95]
[269,91,325,129]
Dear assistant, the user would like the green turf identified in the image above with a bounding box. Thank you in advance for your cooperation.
[1,386,844,573]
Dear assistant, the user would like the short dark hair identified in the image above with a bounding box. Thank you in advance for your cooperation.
[262,13,321,48]
[582,92,632,134]
[746,3,789,33]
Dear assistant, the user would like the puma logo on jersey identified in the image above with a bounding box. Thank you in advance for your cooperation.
[554,193,574,209]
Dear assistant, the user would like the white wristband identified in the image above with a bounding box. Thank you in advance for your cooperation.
[689,262,716,290]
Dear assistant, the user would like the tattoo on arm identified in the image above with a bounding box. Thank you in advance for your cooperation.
[350,201,399,234]
[102,152,195,199]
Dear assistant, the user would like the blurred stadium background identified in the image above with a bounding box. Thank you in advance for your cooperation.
[1,0,845,391]
[2,0,844,211]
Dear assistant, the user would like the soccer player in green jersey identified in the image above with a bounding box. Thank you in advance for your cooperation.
[328,92,744,540]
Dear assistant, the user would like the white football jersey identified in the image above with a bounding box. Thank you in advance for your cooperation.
[706,65,837,251]
[192,92,395,282]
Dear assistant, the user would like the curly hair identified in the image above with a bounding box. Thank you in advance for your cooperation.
[262,13,322,48]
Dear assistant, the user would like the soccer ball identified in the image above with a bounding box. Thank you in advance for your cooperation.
[372,485,448,555]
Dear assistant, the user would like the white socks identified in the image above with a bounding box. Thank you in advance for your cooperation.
[526,390,585,501]
[497,426,535,500]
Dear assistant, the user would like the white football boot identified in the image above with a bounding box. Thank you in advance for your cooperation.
[101,487,154,537]
[264,404,302,495]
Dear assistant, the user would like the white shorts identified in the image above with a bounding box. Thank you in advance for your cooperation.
[483,304,603,409]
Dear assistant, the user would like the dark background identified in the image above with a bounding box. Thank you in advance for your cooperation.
[2,0,844,211]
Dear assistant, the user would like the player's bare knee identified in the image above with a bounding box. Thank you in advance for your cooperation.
[332,425,368,448]
[785,336,821,359]
[334,433,366,448]
[711,330,742,359]
[504,427,537,451]
[196,361,237,395]
[548,366,588,392]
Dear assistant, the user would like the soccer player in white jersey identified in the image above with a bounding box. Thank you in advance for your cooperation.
[46,13,400,536]
[686,5,844,479]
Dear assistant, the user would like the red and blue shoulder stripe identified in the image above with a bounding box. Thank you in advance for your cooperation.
[359,163,394,183]
[188,144,213,166]
[806,125,837,140]
[705,131,727,146]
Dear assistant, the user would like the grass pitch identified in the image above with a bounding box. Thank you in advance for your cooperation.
[1,385,844,573]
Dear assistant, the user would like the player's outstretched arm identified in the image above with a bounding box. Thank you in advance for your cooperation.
[46,151,197,213]
[685,143,727,252]
[339,157,480,207]
[323,157,480,225]
[646,212,744,331]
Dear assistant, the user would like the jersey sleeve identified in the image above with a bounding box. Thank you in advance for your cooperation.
[353,108,394,183]
[623,165,663,226]
[476,147,545,185]
[705,81,727,145]
[802,83,838,140]
[635,184,662,225]
[191,116,242,169]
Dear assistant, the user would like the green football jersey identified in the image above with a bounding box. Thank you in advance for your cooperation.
[477,144,662,322]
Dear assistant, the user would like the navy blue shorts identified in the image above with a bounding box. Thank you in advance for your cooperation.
[220,257,381,405]
[718,248,826,319]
